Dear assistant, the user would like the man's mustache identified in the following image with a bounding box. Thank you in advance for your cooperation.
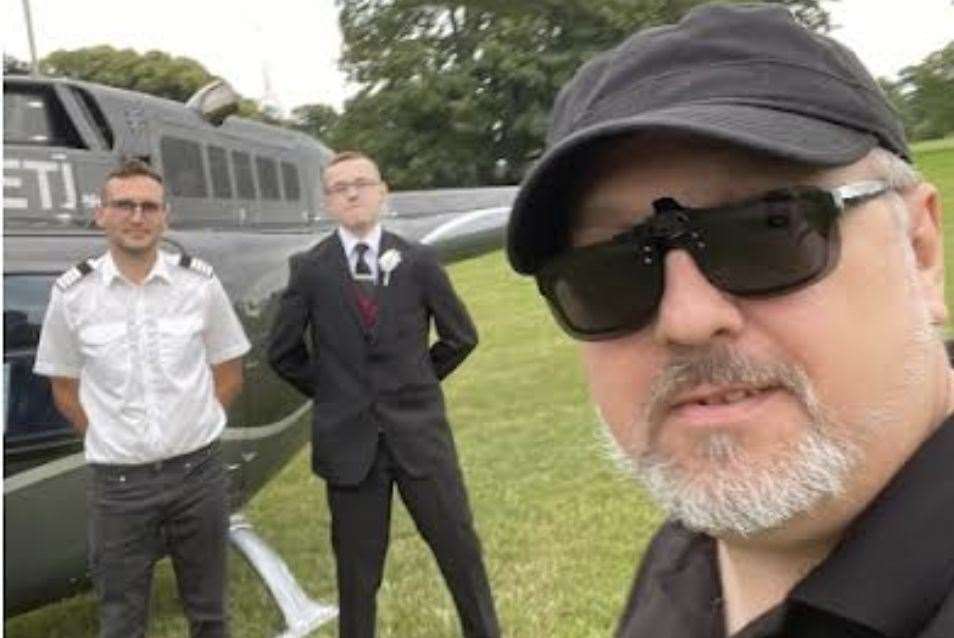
[643,345,812,436]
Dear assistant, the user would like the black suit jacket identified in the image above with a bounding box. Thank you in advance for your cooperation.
[268,230,478,486]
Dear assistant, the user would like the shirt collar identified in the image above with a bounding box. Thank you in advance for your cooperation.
[99,250,173,286]
[338,224,382,258]
[791,415,954,636]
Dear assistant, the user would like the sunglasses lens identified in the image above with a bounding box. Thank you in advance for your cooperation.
[694,191,836,295]
[538,189,841,341]
[539,243,662,339]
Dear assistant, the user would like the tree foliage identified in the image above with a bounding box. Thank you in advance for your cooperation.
[290,103,341,141]
[4,53,32,75]
[41,46,216,103]
[883,41,954,142]
[329,0,834,189]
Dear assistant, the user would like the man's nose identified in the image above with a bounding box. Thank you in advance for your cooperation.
[652,250,744,347]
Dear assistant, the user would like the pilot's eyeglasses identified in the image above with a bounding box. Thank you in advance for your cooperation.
[106,199,166,218]
[325,179,380,196]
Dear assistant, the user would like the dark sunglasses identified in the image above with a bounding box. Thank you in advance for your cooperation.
[536,180,890,341]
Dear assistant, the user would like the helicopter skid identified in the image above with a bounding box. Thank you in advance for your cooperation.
[229,513,338,637]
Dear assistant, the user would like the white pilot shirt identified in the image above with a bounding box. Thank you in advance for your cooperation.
[338,224,382,281]
[33,250,251,464]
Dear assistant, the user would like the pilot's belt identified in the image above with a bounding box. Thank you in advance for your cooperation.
[89,441,219,477]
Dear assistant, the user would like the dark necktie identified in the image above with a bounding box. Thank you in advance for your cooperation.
[354,243,375,293]
[352,243,378,329]
[354,243,372,279]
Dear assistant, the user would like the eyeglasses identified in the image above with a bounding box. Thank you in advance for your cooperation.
[536,180,891,341]
[325,179,380,196]
[105,199,166,218]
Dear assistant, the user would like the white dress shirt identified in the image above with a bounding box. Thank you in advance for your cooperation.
[338,224,382,281]
[34,250,251,464]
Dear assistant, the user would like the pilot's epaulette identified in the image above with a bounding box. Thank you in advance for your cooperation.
[177,254,214,278]
[55,259,95,290]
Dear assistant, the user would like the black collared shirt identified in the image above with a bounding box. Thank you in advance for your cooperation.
[615,416,954,638]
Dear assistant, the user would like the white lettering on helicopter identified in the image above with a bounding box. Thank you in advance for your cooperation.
[3,159,78,212]
[82,192,102,209]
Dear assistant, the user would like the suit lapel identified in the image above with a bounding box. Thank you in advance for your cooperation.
[326,233,367,335]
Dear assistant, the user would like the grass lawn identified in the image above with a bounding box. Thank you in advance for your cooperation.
[6,144,953,637]
[912,136,954,154]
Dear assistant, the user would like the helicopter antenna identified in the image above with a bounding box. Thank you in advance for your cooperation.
[261,60,283,116]
[21,0,40,76]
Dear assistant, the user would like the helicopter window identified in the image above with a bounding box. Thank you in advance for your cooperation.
[256,156,280,200]
[70,86,115,149]
[4,275,72,439]
[281,161,300,201]
[207,145,233,199]
[3,83,85,148]
[232,151,257,200]
[160,136,209,198]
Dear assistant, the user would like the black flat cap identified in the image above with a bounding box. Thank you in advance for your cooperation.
[507,2,910,274]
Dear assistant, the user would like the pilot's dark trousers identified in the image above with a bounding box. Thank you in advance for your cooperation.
[325,436,500,638]
[87,443,229,638]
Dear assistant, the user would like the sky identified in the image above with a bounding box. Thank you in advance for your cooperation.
[4,0,953,116]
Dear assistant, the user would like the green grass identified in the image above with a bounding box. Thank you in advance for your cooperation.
[6,144,952,637]
[912,136,954,154]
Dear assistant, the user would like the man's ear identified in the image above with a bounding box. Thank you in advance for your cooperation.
[904,182,946,324]
[93,206,107,230]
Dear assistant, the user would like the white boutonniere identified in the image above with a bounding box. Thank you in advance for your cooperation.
[378,249,402,286]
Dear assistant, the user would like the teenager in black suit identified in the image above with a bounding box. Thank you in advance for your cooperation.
[268,151,500,638]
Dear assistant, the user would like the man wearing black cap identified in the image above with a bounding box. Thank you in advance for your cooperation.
[507,4,951,637]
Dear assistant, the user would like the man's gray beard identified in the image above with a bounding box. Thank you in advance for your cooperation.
[599,346,864,537]
[633,422,858,537]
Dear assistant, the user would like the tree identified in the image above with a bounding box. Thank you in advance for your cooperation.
[331,0,835,189]
[892,42,954,141]
[233,99,287,124]
[4,53,32,75]
[41,46,215,103]
[655,0,832,31]
[877,77,916,138]
[290,104,341,141]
